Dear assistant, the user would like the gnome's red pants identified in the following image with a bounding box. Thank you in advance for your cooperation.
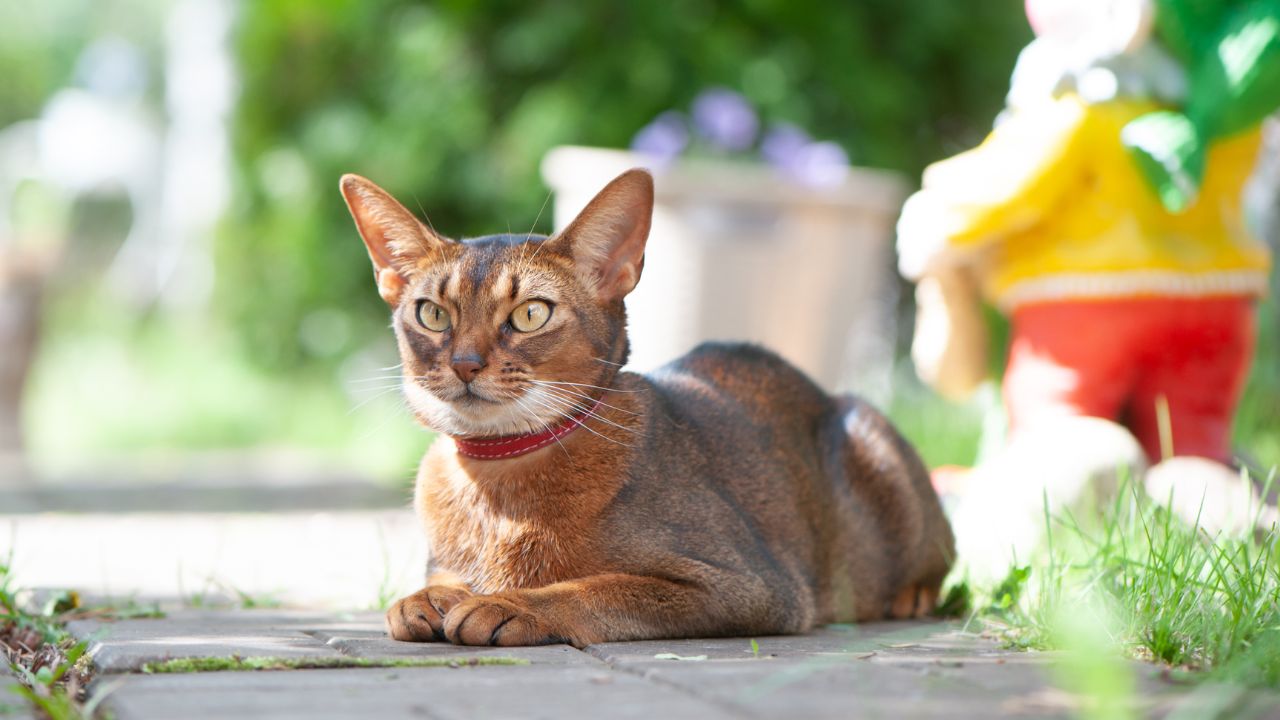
[1003,296,1256,464]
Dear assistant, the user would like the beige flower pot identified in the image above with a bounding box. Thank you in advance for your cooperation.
[541,146,908,393]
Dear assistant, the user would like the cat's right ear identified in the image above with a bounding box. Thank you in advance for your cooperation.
[339,174,450,305]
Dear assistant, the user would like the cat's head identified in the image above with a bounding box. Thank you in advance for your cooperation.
[340,169,653,438]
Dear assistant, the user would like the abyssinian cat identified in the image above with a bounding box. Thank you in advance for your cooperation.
[340,168,954,647]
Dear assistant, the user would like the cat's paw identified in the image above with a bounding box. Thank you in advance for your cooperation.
[386,586,473,642]
[441,594,564,646]
[888,582,938,619]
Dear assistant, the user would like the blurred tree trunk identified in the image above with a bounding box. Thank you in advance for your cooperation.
[0,262,41,462]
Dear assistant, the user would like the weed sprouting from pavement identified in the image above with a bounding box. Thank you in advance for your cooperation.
[2,552,168,718]
[1,552,93,719]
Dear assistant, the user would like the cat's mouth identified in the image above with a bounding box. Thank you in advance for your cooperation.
[451,385,501,406]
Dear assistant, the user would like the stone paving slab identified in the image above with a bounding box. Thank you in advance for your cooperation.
[66,609,1280,720]
[68,609,593,673]
[599,651,1167,719]
[99,665,740,720]
[0,668,37,720]
[586,620,1041,664]
[586,624,1086,719]
[68,610,355,673]
[590,634,1280,719]
[305,627,596,666]
[613,656,1057,719]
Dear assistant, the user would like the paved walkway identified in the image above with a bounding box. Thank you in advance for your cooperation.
[5,504,1279,718]
[2,510,427,609]
[39,609,1270,720]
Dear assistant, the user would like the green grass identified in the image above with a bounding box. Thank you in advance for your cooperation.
[893,302,1280,695]
[1235,300,1280,471]
[1,556,67,646]
[887,371,993,470]
[964,472,1280,689]
[1,557,174,719]
[22,306,428,482]
[1,553,92,720]
[6,643,93,720]
[139,655,527,674]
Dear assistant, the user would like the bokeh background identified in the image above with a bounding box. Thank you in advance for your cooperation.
[1,0,1276,490]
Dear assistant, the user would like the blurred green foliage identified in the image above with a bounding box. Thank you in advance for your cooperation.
[1238,299,1280,471]
[225,0,1031,372]
[4,0,1032,476]
[0,0,166,125]
[8,0,1277,473]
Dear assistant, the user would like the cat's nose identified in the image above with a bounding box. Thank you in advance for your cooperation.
[450,355,486,384]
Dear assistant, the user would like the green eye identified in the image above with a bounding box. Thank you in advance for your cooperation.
[510,300,552,332]
[415,300,451,332]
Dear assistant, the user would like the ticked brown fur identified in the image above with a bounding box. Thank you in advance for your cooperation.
[340,169,954,648]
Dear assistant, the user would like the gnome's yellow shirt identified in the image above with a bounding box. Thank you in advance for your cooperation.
[897,94,1271,311]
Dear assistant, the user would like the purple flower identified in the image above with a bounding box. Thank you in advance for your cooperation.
[760,123,811,169]
[790,141,849,188]
[762,123,849,188]
[691,87,758,152]
[630,110,690,164]
[770,139,849,189]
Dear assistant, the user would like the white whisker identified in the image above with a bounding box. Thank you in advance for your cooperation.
[513,395,572,457]
[526,190,552,243]
[533,379,642,394]
[349,375,423,385]
[525,390,634,446]
[503,399,534,437]
[346,385,406,415]
[518,390,569,422]
[528,381,638,416]
[534,387,639,434]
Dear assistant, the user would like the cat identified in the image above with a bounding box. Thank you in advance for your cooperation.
[340,168,955,647]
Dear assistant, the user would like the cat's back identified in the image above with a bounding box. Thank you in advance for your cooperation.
[647,341,834,424]
[634,342,836,473]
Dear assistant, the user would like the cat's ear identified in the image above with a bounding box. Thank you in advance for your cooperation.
[548,168,653,301]
[339,174,450,305]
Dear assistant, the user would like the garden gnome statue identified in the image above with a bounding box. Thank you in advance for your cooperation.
[897,0,1279,578]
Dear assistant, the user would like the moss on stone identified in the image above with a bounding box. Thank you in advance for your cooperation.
[139,655,527,674]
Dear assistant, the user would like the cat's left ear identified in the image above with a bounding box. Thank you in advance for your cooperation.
[340,174,451,305]
[548,168,653,301]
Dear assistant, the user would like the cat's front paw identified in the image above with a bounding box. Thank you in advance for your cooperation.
[441,595,565,646]
[386,585,473,642]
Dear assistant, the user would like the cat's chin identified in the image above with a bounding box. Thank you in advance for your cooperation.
[402,379,561,438]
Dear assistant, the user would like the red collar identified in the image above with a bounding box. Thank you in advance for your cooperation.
[452,398,602,460]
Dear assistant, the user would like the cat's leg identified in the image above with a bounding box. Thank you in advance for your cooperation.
[440,572,795,648]
[386,572,474,642]
[835,395,955,620]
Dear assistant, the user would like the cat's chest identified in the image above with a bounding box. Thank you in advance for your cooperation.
[414,455,594,594]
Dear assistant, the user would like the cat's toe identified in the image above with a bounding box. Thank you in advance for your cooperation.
[386,596,434,641]
[889,584,920,619]
[386,586,472,642]
[886,583,940,619]
[913,585,938,618]
[442,595,556,646]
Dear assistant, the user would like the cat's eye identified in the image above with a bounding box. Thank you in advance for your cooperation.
[510,300,552,333]
[415,300,451,332]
